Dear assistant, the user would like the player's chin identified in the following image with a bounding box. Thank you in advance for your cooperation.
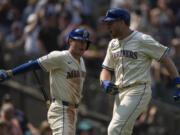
[110,31,115,37]
[111,33,116,38]
[111,32,118,38]
[79,50,86,55]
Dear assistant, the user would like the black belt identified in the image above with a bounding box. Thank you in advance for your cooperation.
[52,99,79,108]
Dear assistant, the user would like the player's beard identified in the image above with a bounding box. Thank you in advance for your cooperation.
[111,29,121,38]
[75,48,85,57]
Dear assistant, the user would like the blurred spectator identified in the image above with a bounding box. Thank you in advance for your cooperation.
[5,21,24,50]
[133,105,158,135]
[169,0,180,16]
[77,121,93,135]
[147,0,175,46]
[0,119,13,135]
[171,38,180,73]
[11,0,26,13]
[110,0,133,9]
[130,2,150,32]
[1,93,39,135]
[65,0,83,25]
[36,0,61,21]
[0,0,19,36]
[57,10,72,50]
[39,120,52,135]
[156,0,175,25]
[22,0,38,24]
[150,60,161,98]
[72,0,83,24]
[38,8,60,53]
[0,32,5,68]
[83,20,109,77]
[35,0,47,12]
[81,0,95,27]
[71,0,83,25]
[4,21,25,67]
[0,103,23,135]
[58,10,72,32]
[89,17,110,58]
[24,13,42,58]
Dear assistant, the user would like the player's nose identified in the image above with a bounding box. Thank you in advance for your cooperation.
[107,24,112,30]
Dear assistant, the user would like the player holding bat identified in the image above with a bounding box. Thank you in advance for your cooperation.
[0,28,91,135]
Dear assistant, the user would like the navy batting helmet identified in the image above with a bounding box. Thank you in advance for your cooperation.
[68,28,91,50]
[103,8,130,26]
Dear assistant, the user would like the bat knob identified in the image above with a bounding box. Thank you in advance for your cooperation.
[46,100,51,109]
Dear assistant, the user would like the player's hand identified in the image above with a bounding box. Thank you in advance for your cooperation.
[101,80,119,95]
[173,77,180,102]
[0,70,10,82]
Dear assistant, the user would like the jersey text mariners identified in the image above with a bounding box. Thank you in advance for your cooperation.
[38,50,86,104]
[102,31,169,88]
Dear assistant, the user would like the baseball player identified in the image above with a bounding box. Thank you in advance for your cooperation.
[0,28,91,135]
[100,8,180,135]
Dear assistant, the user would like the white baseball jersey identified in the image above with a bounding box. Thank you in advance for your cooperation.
[103,30,168,135]
[102,30,169,88]
[38,50,86,104]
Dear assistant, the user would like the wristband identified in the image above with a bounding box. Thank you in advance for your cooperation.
[173,77,180,88]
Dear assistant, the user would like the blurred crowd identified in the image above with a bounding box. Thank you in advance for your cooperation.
[0,93,52,135]
[0,0,108,68]
[1,93,179,135]
[0,0,179,98]
[0,93,98,135]
[0,0,180,135]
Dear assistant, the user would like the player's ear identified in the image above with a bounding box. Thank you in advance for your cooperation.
[69,38,73,44]
[121,20,128,26]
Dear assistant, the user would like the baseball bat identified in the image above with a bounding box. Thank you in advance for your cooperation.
[33,70,51,109]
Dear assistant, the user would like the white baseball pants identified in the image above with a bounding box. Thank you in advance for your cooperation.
[108,84,152,135]
[47,100,78,135]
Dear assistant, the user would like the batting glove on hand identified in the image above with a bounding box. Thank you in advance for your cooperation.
[101,80,119,95]
[0,70,10,82]
[173,77,180,102]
